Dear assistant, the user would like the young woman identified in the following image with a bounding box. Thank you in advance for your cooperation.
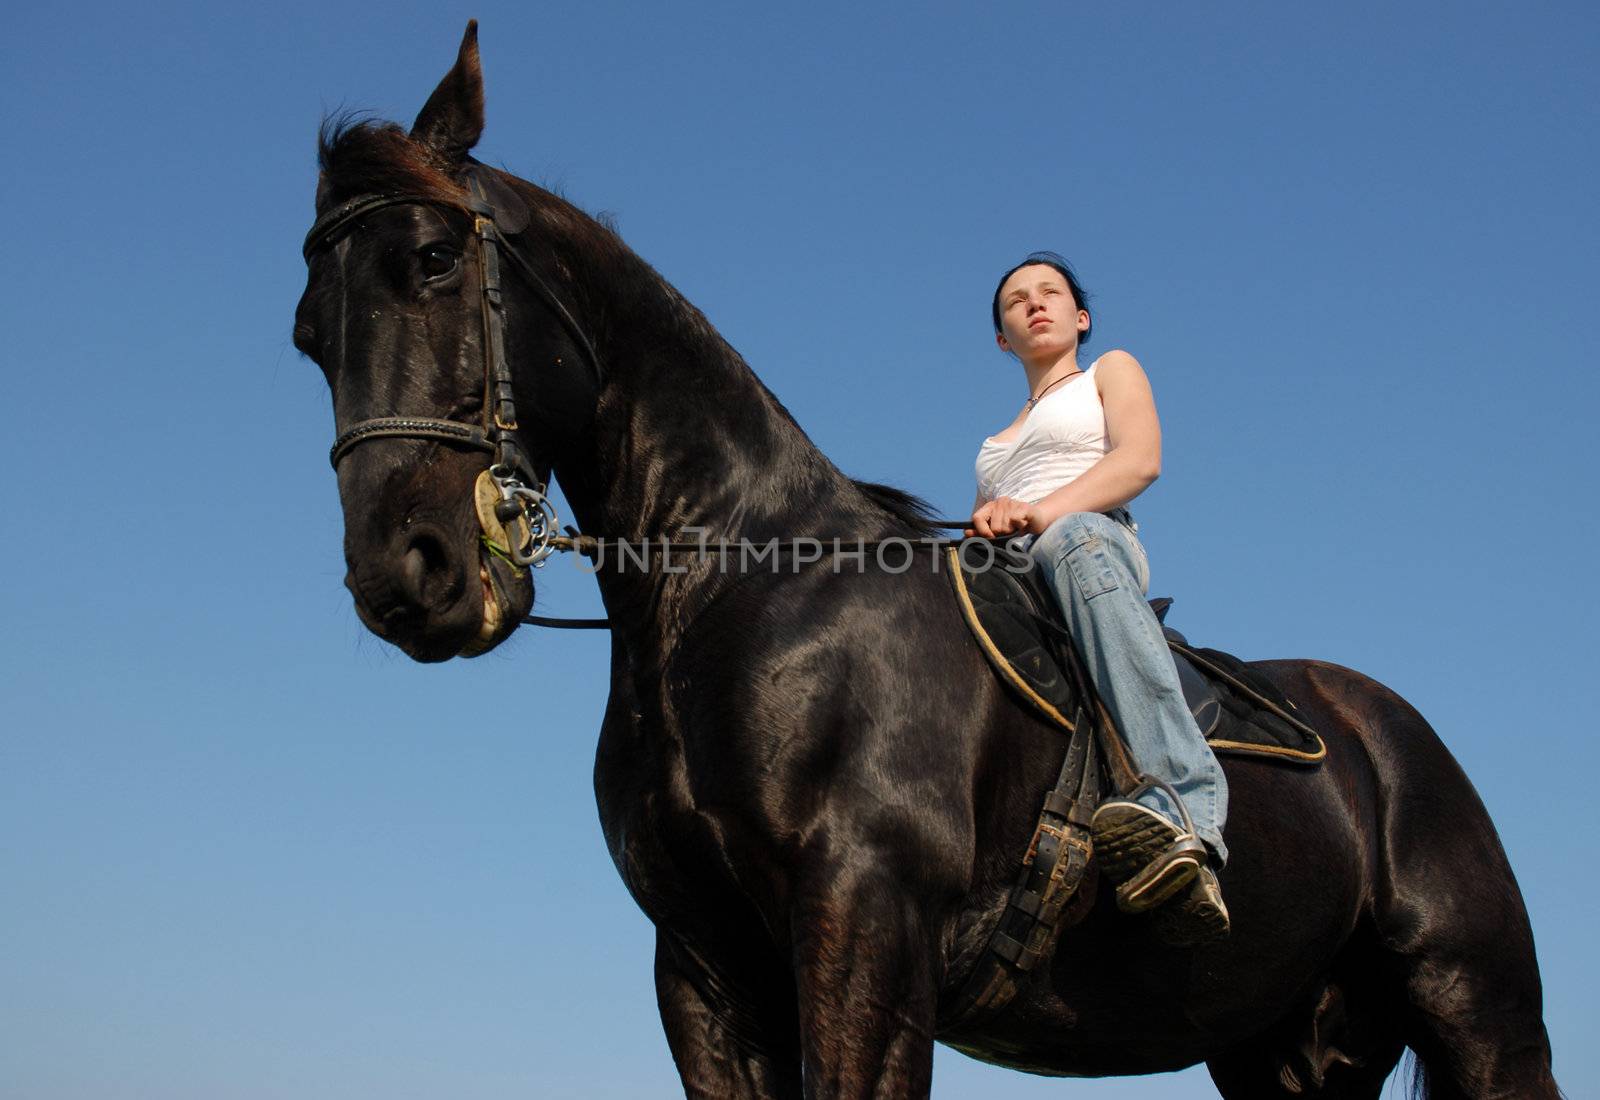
[970,252,1230,944]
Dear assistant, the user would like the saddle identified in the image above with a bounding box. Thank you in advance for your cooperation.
[938,547,1325,1030]
[947,550,1325,763]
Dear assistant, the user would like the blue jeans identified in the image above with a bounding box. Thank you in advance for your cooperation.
[1027,511,1229,864]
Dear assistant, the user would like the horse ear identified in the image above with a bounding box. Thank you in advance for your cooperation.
[411,20,485,164]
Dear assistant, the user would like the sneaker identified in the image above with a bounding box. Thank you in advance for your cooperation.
[1090,799,1206,913]
[1152,865,1231,946]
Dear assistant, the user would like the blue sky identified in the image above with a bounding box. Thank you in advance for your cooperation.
[2,2,1595,1096]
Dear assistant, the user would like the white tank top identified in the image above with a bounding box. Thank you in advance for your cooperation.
[975,358,1108,504]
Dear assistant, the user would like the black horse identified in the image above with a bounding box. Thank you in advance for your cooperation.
[292,24,1558,1098]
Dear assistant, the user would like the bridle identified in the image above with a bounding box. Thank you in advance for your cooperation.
[302,169,972,629]
[301,167,599,566]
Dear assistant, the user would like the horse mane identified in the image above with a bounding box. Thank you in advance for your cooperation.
[313,114,943,541]
[851,480,943,538]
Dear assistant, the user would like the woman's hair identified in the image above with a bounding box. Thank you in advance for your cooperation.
[991,251,1092,347]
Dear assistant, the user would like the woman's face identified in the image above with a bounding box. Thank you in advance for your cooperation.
[995,264,1089,360]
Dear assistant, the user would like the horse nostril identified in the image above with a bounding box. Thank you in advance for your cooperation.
[400,527,464,612]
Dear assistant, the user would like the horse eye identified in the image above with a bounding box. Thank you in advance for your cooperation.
[418,246,459,280]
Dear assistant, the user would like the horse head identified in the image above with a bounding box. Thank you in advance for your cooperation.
[294,22,600,661]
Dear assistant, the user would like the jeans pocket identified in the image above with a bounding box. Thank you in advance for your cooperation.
[1063,531,1121,602]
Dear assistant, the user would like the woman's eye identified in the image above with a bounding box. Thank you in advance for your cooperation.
[419,247,459,280]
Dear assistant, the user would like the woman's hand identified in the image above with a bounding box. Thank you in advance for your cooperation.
[967,497,1041,538]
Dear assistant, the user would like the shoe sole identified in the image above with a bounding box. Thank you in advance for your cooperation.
[1152,867,1231,946]
[1093,805,1205,913]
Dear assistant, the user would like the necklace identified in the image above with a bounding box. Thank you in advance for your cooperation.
[1025,370,1080,411]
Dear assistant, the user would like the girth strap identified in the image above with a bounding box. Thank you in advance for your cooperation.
[939,611,1104,1031]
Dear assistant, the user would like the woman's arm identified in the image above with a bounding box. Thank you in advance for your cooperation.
[970,350,1162,537]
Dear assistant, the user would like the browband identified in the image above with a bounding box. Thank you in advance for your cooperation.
[302,192,466,259]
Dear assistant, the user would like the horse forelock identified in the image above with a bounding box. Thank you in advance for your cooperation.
[307,113,716,371]
[314,115,469,212]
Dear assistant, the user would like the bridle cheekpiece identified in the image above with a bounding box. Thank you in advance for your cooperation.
[302,169,598,567]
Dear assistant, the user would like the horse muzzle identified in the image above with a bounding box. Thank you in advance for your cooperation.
[345,508,533,662]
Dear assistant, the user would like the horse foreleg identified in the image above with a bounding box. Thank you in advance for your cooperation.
[654,931,804,1100]
[790,872,940,1100]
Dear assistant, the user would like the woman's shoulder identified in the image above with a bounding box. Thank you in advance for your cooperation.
[1090,348,1148,389]
[1092,348,1141,372]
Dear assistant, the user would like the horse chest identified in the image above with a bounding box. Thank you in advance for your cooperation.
[596,713,780,934]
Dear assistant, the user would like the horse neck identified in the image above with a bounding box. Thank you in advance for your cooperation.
[529,250,888,628]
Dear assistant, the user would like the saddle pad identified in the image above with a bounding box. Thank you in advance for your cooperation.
[946,548,1325,765]
[946,548,1087,731]
[1170,640,1325,763]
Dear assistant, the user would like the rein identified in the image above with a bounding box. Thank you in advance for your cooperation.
[524,523,975,629]
[302,173,980,629]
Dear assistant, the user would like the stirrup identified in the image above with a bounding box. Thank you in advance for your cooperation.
[1127,775,1203,838]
